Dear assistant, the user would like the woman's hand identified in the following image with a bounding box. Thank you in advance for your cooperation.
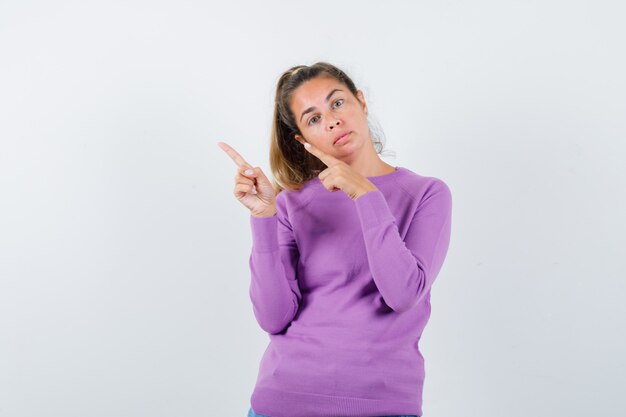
[217,141,277,217]
[301,142,377,200]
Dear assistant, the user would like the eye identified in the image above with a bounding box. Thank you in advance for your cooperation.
[307,99,344,126]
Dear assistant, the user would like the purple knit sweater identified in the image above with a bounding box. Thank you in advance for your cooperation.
[247,166,452,417]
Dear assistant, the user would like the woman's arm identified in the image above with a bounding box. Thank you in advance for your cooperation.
[354,179,452,313]
[248,194,302,334]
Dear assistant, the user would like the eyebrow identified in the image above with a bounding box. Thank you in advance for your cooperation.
[299,88,344,122]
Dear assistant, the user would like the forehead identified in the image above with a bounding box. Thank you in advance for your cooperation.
[290,76,345,111]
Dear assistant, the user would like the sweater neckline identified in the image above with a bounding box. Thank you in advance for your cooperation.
[366,166,402,184]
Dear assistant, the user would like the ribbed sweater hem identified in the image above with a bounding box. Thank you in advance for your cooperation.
[251,386,422,417]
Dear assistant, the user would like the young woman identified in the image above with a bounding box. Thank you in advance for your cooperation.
[218,62,452,417]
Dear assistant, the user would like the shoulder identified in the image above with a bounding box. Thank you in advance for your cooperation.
[393,167,452,205]
[275,177,319,217]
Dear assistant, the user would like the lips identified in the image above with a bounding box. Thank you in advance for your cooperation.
[333,131,351,145]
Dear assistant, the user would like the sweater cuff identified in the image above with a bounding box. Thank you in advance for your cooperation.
[250,214,279,253]
[354,190,396,230]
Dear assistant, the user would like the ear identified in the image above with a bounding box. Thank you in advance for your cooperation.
[294,134,306,145]
[356,90,368,115]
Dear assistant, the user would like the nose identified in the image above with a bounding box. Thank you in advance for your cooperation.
[328,119,341,130]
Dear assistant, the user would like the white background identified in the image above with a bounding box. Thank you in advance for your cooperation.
[1,1,624,416]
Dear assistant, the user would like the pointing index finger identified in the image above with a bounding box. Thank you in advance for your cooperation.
[217,141,252,169]
[303,142,340,167]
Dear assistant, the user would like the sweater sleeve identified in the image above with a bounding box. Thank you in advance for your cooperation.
[353,179,452,313]
[248,195,302,334]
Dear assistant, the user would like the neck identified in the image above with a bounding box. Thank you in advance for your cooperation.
[342,144,395,178]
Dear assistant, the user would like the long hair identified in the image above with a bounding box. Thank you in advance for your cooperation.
[269,62,388,194]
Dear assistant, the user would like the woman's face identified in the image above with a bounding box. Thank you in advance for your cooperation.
[290,75,369,158]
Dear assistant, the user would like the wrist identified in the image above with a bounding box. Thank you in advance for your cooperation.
[353,187,377,200]
[251,208,277,218]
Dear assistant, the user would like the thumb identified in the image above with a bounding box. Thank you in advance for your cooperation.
[255,168,273,187]
[246,166,271,185]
